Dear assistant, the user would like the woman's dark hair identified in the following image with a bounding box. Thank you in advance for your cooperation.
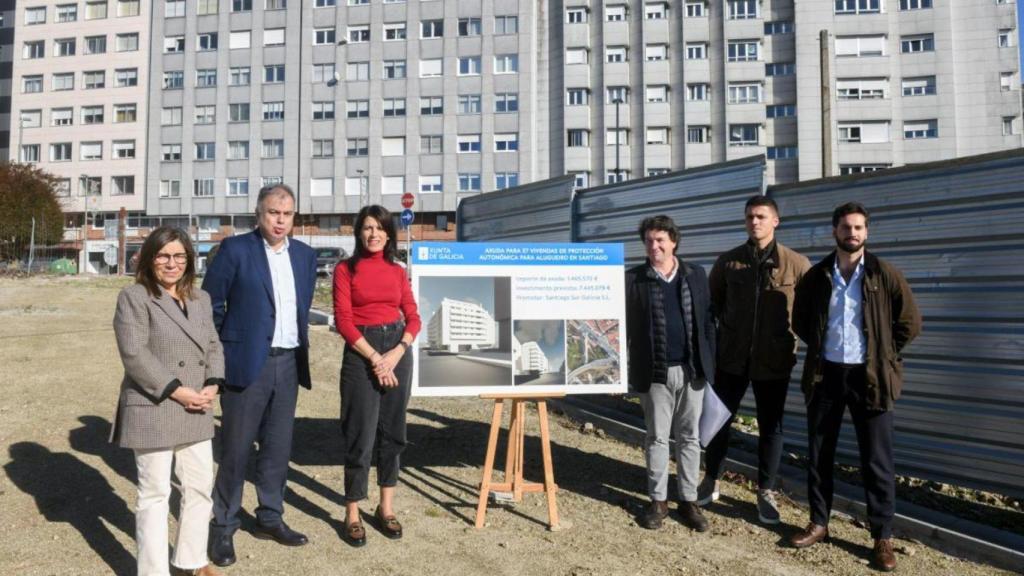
[136,226,196,300]
[832,202,870,228]
[637,214,680,244]
[347,204,399,273]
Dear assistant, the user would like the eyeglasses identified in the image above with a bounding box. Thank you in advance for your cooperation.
[154,253,188,264]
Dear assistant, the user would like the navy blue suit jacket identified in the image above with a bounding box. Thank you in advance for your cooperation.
[202,230,317,390]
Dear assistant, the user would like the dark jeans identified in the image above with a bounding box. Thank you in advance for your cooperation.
[340,321,412,502]
[211,350,299,534]
[703,370,789,490]
[806,361,895,539]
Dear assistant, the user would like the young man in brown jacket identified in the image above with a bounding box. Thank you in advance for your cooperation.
[789,202,921,572]
[699,196,810,524]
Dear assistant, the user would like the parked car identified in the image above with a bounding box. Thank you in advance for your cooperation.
[316,247,348,276]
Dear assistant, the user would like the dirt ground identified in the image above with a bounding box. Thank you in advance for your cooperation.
[0,276,1014,576]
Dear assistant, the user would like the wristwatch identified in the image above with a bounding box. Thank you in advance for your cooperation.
[399,341,410,350]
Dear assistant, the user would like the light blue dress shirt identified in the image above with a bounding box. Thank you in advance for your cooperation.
[264,236,299,349]
[823,258,866,364]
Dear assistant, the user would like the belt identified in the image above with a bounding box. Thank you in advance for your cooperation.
[269,347,297,357]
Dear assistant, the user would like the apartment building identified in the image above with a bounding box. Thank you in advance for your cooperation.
[514,338,550,373]
[0,1,16,161]
[427,297,496,352]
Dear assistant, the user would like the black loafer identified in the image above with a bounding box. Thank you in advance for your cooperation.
[374,506,403,540]
[208,533,236,567]
[343,521,367,547]
[253,521,308,547]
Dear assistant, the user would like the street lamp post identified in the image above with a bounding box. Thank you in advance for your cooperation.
[613,97,623,182]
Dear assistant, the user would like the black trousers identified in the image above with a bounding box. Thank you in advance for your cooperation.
[703,370,789,490]
[807,361,895,539]
[340,321,412,502]
[211,350,299,534]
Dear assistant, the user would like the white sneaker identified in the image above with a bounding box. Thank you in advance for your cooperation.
[757,489,781,525]
[695,478,719,507]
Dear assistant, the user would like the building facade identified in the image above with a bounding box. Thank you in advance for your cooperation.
[427,297,496,352]
[514,338,550,373]
[0,0,16,161]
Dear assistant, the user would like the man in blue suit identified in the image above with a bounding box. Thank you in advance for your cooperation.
[202,184,317,567]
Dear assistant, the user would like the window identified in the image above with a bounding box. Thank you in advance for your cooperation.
[729,124,759,146]
[196,69,218,87]
[81,141,103,160]
[420,97,443,115]
[686,43,707,60]
[25,7,46,25]
[899,0,931,9]
[23,41,45,59]
[313,102,335,120]
[566,48,589,65]
[382,137,405,156]
[495,54,519,73]
[606,86,629,103]
[230,103,251,122]
[163,71,184,89]
[195,142,216,160]
[765,20,794,35]
[421,19,443,38]
[835,0,880,14]
[571,172,590,189]
[420,175,442,194]
[646,128,669,145]
[904,120,938,139]
[606,5,627,21]
[420,59,443,77]
[164,36,185,53]
[606,46,627,63]
[646,85,668,103]
[459,57,482,76]
[50,143,73,162]
[231,0,252,11]
[606,128,628,146]
[458,94,482,114]
[383,98,406,117]
[687,83,709,101]
[82,106,104,124]
[347,62,370,80]
[685,2,705,17]
[117,0,140,17]
[262,139,284,158]
[116,33,139,52]
[728,0,760,19]
[835,35,886,57]
[837,78,888,99]
[111,176,134,196]
[263,102,285,120]
[230,67,251,86]
[645,44,668,61]
[264,65,285,83]
[900,34,934,53]
[1001,72,1015,91]
[383,60,407,79]
[162,144,182,161]
[382,176,405,196]
[55,38,76,57]
[901,76,936,96]
[384,23,407,40]
[687,126,710,143]
[767,146,797,160]
[840,164,891,175]
[728,40,759,61]
[1003,117,1015,136]
[568,88,590,106]
[112,140,136,159]
[346,100,369,117]
[495,173,519,189]
[22,76,42,93]
[195,105,216,124]
[459,18,482,36]
[316,0,336,5]
[81,71,104,90]
[605,171,629,184]
[52,108,73,126]
[457,134,481,153]
[20,145,41,163]
[313,140,334,157]
[161,107,182,125]
[495,133,519,152]
[646,2,668,19]
[264,29,286,47]
[228,141,250,160]
[313,63,336,83]
[495,15,518,34]
[57,3,78,21]
[346,138,368,156]
[348,0,368,4]
[344,176,367,198]
[20,110,42,128]
[766,104,796,118]
[85,36,107,55]
[309,179,332,197]
[166,0,185,17]
[567,129,590,147]
[838,121,890,143]
[197,0,218,14]
[420,135,443,154]
[766,62,795,76]
[230,31,252,49]
[114,104,136,123]
[228,178,249,197]
[116,68,139,87]
[86,1,107,19]
[998,29,1014,48]
[160,180,181,198]
[567,7,588,23]
[266,0,286,7]
[52,73,75,91]
[458,173,481,192]
[728,83,762,104]
[193,179,214,197]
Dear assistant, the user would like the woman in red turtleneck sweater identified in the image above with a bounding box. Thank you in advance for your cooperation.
[333,205,421,547]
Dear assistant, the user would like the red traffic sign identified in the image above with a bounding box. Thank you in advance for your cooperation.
[401,192,415,209]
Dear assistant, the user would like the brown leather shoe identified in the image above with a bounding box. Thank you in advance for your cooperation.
[374,506,403,540]
[343,520,367,547]
[790,523,830,548]
[639,500,669,530]
[872,538,897,572]
[678,501,709,532]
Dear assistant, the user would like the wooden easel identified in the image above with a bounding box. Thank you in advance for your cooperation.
[474,393,565,530]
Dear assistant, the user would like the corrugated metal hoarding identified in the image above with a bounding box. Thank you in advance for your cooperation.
[456,176,574,242]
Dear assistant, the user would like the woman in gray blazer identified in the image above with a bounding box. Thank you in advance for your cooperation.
[112,226,224,576]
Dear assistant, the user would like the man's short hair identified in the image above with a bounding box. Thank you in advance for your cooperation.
[832,201,870,228]
[256,183,296,215]
[744,195,779,216]
[638,215,679,244]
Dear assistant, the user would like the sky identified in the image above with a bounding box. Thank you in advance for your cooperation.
[417,276,496,324]
[514,320,565,370]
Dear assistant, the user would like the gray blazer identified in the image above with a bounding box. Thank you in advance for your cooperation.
[111,283,225,450]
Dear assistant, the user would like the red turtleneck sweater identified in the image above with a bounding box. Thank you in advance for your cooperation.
[332,250,422,345]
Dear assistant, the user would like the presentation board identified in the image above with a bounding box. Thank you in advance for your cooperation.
[411,242,628,397]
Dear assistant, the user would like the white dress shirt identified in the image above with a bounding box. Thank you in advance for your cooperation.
[264,236,299,349]
[824,257,866,364]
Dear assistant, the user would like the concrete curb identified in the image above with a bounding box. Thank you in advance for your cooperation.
[456,354,514,368]
[550,397,1024,573]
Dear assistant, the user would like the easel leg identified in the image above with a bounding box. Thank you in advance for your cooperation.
[475,400,505,528]
[503,399,518,487]
[537,400,560,529]
[513,401,526,502]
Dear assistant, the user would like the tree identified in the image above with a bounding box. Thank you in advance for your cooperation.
[0,162,65,261]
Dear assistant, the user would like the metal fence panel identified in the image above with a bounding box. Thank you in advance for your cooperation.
[456,176,575,242]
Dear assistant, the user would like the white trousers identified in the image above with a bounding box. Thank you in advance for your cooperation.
[133,439,214,576]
